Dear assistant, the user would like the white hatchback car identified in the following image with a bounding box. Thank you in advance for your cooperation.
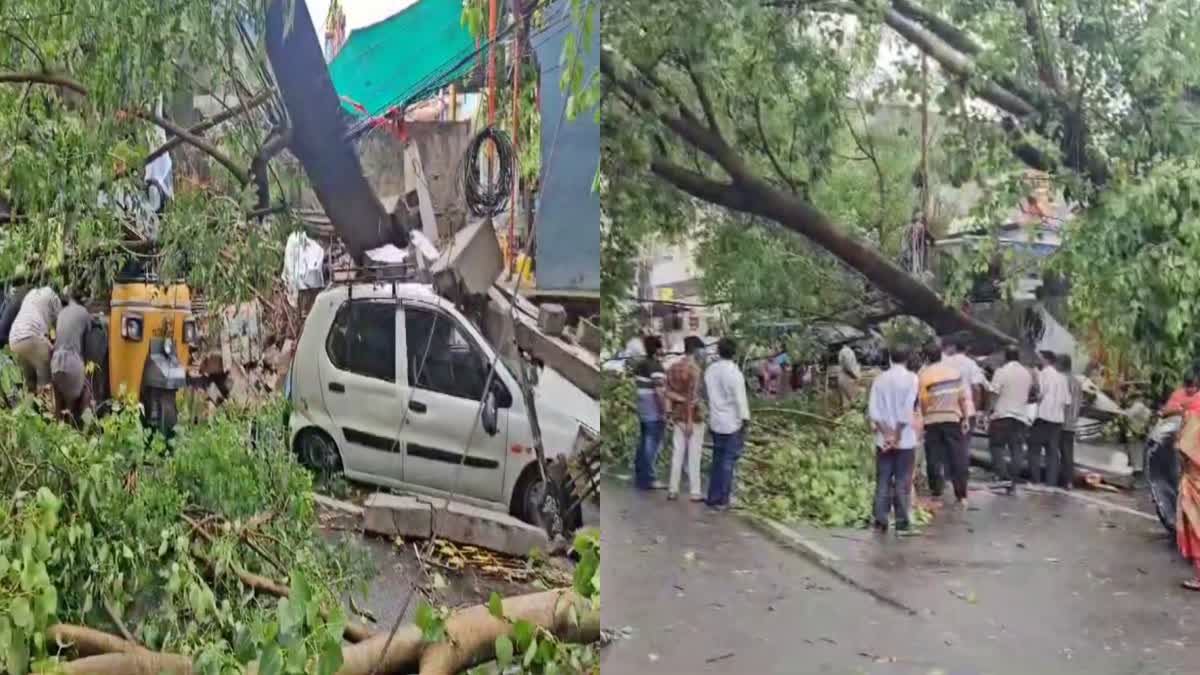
[286,282,591,527]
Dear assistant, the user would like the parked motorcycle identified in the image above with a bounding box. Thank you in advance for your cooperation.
[1145,414,1183,537]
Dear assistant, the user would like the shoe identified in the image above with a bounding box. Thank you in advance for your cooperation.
[650,480,668,490]
[706,502,731,511]
[956,498,969,509]
[667,492,678,501]
[689,494,705,502]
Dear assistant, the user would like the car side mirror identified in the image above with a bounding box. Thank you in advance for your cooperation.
[481,391,499,436]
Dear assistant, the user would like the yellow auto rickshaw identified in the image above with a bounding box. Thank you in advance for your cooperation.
[101,278,196,433]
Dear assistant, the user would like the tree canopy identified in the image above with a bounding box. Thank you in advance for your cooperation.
[603,0,1200,386]
[0,0,292,304]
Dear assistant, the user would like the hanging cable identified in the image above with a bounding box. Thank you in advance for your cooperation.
[461,126,514,218]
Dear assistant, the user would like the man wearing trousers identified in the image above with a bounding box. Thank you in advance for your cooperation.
[1030,350,1070,485]
[9,286,62,393]
[1058,353,1082,489]
[918,342,973,505]
[633,336,668,490]
[988,347,1034,494]
[665,336,707,501]
[868,346,920,532]
[704,338,750,511]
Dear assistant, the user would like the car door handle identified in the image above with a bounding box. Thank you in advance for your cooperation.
[408,400,427,413]
[328,382,345,393]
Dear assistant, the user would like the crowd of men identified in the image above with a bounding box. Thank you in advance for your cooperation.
[0,284,96,422]
[867,334,1084,532]
[626,327,1087,529]
[631,334,750,510]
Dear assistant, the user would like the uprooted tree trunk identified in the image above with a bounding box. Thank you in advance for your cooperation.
[601,53,1016,345]
[53,589,599,675]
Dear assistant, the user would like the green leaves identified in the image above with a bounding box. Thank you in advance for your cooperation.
[415,601,448,643]
[495,634,515,668]
[489,591,506,619]
[9,598,32,629]
[571,529,600,603]
[0,394,370,673]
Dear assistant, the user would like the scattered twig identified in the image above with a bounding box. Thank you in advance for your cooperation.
[102,599,138,646]
[349,595,378,624]
[753,407,841,426]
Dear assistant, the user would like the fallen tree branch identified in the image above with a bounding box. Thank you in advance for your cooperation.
[416,590,599,675]
[48,624,142,657]
[753,407,841,426]
[184,514,374,643]
[55,589,597,675]
[102,599,139,646]
[603,51,1015,344]
[61,651,194,675]
[133,109,250,184]
[0,70,88,95]
[137,89,273,170]
[340,589,598,675]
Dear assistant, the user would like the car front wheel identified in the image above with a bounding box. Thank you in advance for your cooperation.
[296,429,343,479]
[513,464,580,538]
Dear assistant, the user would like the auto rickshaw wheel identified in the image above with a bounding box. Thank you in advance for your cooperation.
[144,387,178,437]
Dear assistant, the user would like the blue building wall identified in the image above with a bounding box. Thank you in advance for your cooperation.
[531,0,600,293]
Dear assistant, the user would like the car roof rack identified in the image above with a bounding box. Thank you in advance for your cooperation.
[328,260,422,286]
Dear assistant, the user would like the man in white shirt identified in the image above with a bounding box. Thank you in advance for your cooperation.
[1030,350,1070,485]
[988,346,1034,493]
[704,337,750,510]
[868,346,920,532]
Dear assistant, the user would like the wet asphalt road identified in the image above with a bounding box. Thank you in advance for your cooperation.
[601,479,1200,674]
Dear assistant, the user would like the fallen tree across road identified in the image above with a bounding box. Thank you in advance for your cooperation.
[51,589,598,675]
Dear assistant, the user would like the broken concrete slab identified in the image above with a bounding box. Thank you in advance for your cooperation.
[362,492,549,557]
[312,493,365,517]
[438,500,550,557]
[363,494,434,540]
[537,303,567,337]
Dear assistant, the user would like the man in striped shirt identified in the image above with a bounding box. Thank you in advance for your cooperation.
[918,342,974,505]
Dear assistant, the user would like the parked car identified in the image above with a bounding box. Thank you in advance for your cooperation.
[286,282,591,530]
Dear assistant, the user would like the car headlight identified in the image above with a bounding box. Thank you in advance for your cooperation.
[183,319,198,347]
[121,315,143,341]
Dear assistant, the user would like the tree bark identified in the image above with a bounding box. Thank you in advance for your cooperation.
[55,589,597,675]
[649,161,1014,343]
[416,590,599,675]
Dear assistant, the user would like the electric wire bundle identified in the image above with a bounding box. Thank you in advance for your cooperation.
[462,126,514,218]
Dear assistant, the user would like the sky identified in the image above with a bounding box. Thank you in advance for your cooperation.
[303,0,420,40]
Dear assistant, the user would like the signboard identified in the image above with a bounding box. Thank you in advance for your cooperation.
[531,0,600,292]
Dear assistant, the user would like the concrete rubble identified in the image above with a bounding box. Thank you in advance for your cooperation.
[189,292,300,407]
[362,492,550,557]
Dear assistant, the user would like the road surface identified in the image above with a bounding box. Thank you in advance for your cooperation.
[601,479,1200,674]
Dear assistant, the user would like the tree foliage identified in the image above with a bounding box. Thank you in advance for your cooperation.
[0,392,368,674]
[0,0,297,305]
[603,0,1200,385]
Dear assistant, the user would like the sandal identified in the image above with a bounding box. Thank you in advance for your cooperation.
[1181,580,1200,591]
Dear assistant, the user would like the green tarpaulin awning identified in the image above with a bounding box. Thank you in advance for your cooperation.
[328,0,475,117]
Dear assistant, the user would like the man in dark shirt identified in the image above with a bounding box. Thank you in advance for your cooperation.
[0,284,29,348]
[51,291,92,423]
[633,335,667,490]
